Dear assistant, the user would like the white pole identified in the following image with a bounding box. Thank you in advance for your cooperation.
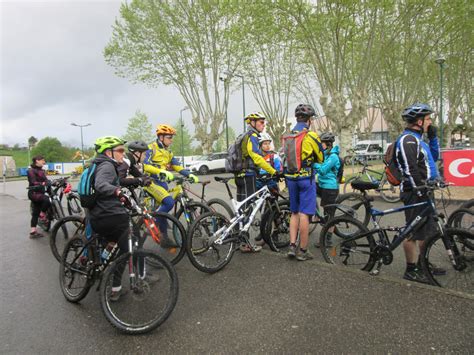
[2,157,7,194]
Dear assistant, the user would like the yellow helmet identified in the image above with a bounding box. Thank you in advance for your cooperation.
[156,124,177,136]
[245,112,266,124]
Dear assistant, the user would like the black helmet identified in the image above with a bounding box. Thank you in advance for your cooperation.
[402,103,433,123]
[128,140,149,153]
[320,132,336,143]
[295,104,315,119]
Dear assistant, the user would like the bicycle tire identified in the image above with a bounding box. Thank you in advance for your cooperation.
[434,187,451,210]
[447,208,474,233]
[186,211,236,273]
[67,194,84,216]
[135,211,187,265]
[59,236,94,303]
[335,193,371,228]
[461,199,474,210]
[50,215,86,262]
[100,249,179,334]
[343,176,358,195]
[378,176,400,203]
[420,228,473,293]
[319,216,376,271]
[175,201,211,231]
[260,200,291,252]
[207,198,234,219]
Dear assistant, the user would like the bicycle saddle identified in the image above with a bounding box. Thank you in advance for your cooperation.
[351,180,379,191]
[214,176,234,183]
[200,180,211,186]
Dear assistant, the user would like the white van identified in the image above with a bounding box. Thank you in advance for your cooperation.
[353,140,384,160]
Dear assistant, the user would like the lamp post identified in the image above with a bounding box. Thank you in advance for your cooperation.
[180,106,189,167]
[435,57,446,148]
[219,75,230,150]
[224,69,246,133]
[71,123,91,166]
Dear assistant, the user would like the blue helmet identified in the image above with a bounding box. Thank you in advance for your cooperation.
[402,103,434,123]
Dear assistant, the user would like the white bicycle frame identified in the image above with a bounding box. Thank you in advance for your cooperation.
[212,185,272,245]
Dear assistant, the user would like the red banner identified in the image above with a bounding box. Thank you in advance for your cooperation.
[442,149,474,186]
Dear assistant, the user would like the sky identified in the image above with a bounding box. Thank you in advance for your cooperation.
[0,0,255,148]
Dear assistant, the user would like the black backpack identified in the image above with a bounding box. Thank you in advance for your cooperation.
[336,156,345,184]
[225,133,249,173]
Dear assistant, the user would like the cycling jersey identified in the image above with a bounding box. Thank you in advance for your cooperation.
[240,127,276,176]
[314,145,340,189]
[395,128,440,191]
[144,140,191,182]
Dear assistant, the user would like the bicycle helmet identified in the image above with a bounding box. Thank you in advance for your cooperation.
[245,112,266,124]
[128,140,149,153]
[258,132,272,145]
[95,136,126,153]
[402,103,434,123]
[156,124,177,135]
[295,104,315,119]
[320,132,336,143]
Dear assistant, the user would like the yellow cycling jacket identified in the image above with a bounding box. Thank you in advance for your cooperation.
[143,141,188,178]
[241,129,276,176]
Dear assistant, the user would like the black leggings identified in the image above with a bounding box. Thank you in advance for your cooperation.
[91,214,130,287]
[235,175,257,209]
[30,196,51,227]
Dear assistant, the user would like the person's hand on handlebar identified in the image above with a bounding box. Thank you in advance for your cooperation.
[188,174,199,184]
[159,170,175,182]
[138,176,152,187]
[115,189,132,209]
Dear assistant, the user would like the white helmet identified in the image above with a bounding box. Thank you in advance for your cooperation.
[258,133,272,145]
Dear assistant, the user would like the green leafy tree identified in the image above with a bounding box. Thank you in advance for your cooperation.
[169,123,194,158]
[122,110,155,143]
[28,136,38,147]
[31,137,68,162]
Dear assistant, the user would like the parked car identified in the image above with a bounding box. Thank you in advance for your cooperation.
[186,152,227,175]
[344,140,384,164]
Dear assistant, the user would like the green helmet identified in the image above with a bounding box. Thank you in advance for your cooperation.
[94,136,126,153]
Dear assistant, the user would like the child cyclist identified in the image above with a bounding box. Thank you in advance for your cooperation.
[255,133,283,247]
[313,132,340,247]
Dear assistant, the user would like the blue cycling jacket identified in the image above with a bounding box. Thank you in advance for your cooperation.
[314,145,340,190]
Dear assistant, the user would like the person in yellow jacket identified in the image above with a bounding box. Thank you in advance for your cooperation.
[143,124,199,245]
[235,112,277,252]
[285,104,324,261]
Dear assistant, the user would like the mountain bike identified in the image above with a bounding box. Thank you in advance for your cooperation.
[319,181,473,293]
[344,159,400,203]
[447,207,473,233]
[59,196,179,334]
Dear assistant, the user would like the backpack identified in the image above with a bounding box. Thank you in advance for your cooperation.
[383,140,402,186]
[225,133,248,173]
[281,130,308,174]
[336,156,345,184]
[77,163,97,208]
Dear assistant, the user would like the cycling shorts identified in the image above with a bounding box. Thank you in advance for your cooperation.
[286,177,317,216]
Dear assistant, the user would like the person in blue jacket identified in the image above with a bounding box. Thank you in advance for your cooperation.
[313,132,340,246]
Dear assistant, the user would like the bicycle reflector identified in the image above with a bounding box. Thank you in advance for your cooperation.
[330,247,338,257]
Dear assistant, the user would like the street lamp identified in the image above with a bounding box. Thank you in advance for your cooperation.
[180,107,189,167]
[71,123,92,166]
[224,69,246,133]
[434,57,446,148]
[219,75,230,150]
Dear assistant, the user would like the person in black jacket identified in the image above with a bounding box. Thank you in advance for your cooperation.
[116,140,151,188]
[27,155,51,238]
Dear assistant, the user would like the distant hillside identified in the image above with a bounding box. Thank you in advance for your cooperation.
[0,149,29,168]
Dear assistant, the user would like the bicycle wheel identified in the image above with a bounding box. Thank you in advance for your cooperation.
[335,193,371,227]
[175,201,211,231]
[186,211,236,273]
[434,187,451,210]
[343,176,358,195]
[461,199,474,210]
[378,176,400,203]
[447,208,474,233]
[135,212,187,265]
[59,236,94,303]
[260,200,291,252]
[207,198,234,219]
[50,215,86,262]
[100,249,179,334]
[53,199,66,221]
[421,228,473,293]
[319,216,375,271]
[67,194,84,216]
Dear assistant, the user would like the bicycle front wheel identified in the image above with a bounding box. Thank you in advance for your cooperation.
[100,250,179,334]
[260,200,291,252]
[59,236,94,303]
[50,215,86,262]
[335,193,371,228]
[207,198,234,219]
[421,228,473,293]
[447,208,474,233]
[378,176,400,203]
[186,211,236,273]
[67,193,84,216]
[175,201,210,231]
[319,216,375,271]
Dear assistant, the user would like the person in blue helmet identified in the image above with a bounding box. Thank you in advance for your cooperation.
[395,103,444,283]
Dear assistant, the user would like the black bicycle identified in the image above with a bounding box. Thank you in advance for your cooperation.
[59,196,179,334]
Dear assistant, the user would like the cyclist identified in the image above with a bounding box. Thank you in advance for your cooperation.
[27,155,51,239]
[143,124,199,245]
[89,136,133,301]
[285,104,324,261]
[255,132,283,247]
[395,103,444,283]
[236,112,277,252]
[117,140,152,188]
[313,132,340,247]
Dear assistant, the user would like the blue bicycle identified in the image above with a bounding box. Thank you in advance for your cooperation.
[318,180,473,293]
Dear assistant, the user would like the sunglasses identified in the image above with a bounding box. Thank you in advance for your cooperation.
[113,148,126,153]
